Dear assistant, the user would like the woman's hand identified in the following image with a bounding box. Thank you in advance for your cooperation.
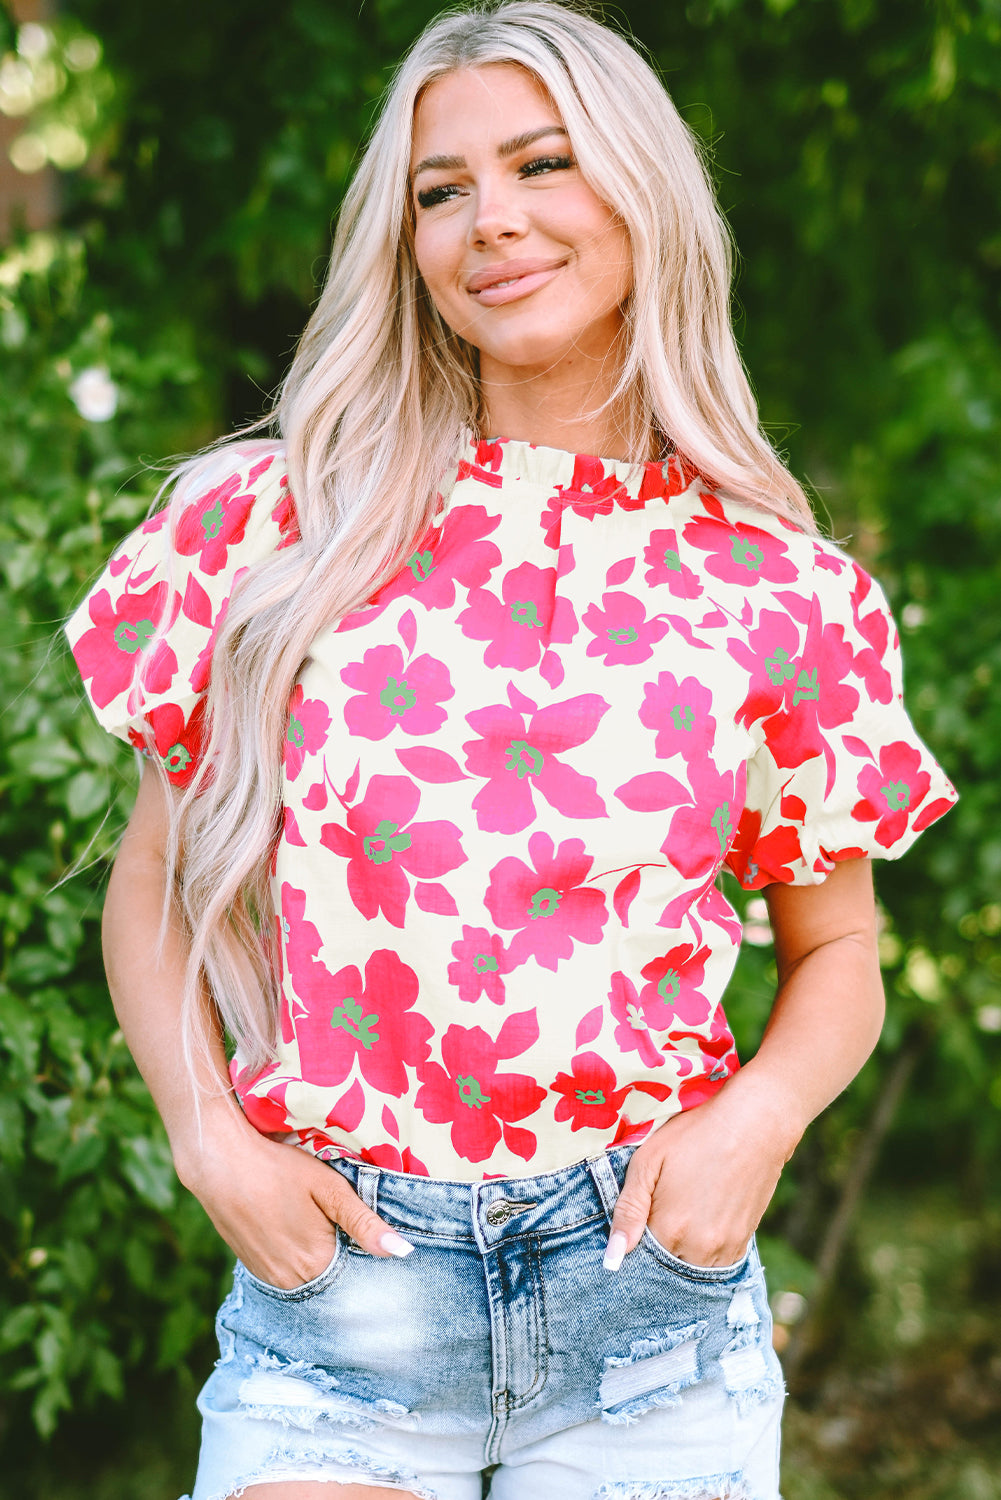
[603,1079,796,1272]
[178,1117,414,1289]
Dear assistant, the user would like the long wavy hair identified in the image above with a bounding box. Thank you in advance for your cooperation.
[153,0,817,1082]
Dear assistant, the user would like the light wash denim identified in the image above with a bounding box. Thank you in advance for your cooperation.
[183,1147,784,1500]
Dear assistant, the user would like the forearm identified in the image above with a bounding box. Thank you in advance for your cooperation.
[722,929,884,1157]
[102,775,256,1184]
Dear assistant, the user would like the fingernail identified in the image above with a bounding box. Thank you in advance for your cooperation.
[603,1230,627,1272]
[379,1230,416,1258]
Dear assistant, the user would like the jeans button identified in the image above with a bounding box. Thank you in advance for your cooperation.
[486,1201,513,1227]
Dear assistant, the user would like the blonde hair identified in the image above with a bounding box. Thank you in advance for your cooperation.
[158,0,817,1079]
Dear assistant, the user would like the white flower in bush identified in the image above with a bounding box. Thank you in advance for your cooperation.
[69,365,119,421]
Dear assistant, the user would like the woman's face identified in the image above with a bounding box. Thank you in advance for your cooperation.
[410,64,632,384]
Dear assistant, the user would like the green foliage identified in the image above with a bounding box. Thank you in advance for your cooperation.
[0,0,999,1487]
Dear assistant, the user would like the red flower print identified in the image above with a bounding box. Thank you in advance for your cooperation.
[761,602,861,770]
[361,1143,430,1175]
[484,831,608,971]
[455,437,505,487]
[319,774,465,928]
[725,806,804,888]
[341,643,453,741]
[448,926,510,1005]
[462,689,609,833]
[457,560,577,670]
[415,1013,546,1163]
[643,528,703,599]
[683,506,797,588]
[608,972,666,1069]
[280,885,433,1094]
[284,684,331,781]
[582,592,669,666]
[639,944,712,1028]
[639,671,717,762]
[127,698,206,786]
[72,582,177,709]
[174,471,257,576]
[552,1052,629,1131]
[851,740,932,848]
[848,565,893,704]
[271,477,300,549]
[538,455,633,549]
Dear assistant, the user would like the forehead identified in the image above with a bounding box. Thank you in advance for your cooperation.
[411,64,561,160]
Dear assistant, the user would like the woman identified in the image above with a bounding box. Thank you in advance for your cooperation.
[66,3,956,1498]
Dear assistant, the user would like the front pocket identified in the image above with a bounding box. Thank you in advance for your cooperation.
[238,1233,343,1302]
[641,1225,752,1282]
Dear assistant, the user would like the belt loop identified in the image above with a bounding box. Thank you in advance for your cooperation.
[586,1151,621,1223]
[355,1164,380,1216]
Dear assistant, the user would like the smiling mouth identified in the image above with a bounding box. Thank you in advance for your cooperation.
[467,262,567,305]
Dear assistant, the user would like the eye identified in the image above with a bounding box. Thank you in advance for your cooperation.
[519,153,576,179]
[416,182,462,210]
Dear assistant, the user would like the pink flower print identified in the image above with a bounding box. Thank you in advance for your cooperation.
[639,671,717,762]
[462,692,609,833]
[72,582,177,709]
[127,698,206,786]
[727,608,806,731]
[661,758,746,881]
[457,560,577,670]
[319,774,465,928]
[448,926,510,1005]
[174,471,257,576]
[456,437,504,487]
[361,1143,430,1175]
[357,505,503,621]
[643,528,703,599]
[415,1013,546,1163]
[284,684,331,781]
[341,643,453,741]
[293,946,433,1096]
[639,945,712,1028]
[484,832,608,972]
[851,740,932,849]
[682,508,797,588]
[761,605,861,770]
[608,972,666,1070]
[552,1052,629,1132]
[582,592,669,666]
[848,565,893,704]
[538,455,633,549]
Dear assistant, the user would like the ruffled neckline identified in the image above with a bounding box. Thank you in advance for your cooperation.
[458,431,682,500]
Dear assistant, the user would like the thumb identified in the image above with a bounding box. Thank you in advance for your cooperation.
[604,1171,656,1273]
[318,1172,415,1260]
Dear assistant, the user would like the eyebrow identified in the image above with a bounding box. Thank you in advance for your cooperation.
[411,125,569,179]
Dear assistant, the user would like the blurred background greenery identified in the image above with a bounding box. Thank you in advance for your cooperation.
[0,0,999,1495]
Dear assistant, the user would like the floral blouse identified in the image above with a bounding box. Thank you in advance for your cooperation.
[67,436,956,1180]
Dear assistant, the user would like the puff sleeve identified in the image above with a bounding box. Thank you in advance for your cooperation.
[725,546,957,889]
[64,445,296,786]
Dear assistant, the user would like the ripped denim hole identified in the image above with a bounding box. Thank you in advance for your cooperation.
[195,1442,438,1500]
[599,1320,707,1425]
[592,1472,753,1500]
[719,1337,785,1418]
[235,1355,409,1434]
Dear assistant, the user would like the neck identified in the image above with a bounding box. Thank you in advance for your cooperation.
[478,345,647,463]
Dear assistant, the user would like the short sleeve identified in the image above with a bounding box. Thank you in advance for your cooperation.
[725,550,957,889]
[64,444,295,786]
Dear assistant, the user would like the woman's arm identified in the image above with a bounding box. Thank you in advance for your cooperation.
[605,856,884,1269]
[103,764,412,1284]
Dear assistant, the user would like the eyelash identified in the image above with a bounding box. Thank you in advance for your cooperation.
[416,154,576,210]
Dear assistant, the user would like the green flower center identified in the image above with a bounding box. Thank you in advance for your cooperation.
[504,739,544,779]
[881,780,911,811]
[201,500,225,540]
[731,536,764,571]
[286,715,305,747]
[113,619,155,655]
[379,676,417,717]
[527,886,561,920]
[456,1074,491,1109]
[510,600,542,628]
[670,704,694,733]
[407,549,435,582]
[792,667,820,706]
[662,548,682,571]
[607,625,638,645]
[473,953,499,974]
[162,743,191,773]
[711,802,733,854]
[363,819,412,864]
[657,968,681,1002]
[330,996,379,1050]
[766,647,798,686]
[575,1088,606,1105]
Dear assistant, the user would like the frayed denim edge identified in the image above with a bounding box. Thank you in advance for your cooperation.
[178,1441,438,1500]
[592,1473,754,1500]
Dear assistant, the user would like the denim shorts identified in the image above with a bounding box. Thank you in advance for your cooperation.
[183,1147,785,1500]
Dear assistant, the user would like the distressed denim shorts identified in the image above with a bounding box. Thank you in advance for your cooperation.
[183,1147,785,1500]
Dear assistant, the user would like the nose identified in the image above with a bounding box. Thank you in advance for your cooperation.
[469,174,528,248]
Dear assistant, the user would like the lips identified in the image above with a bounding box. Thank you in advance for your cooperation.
[466,258,566,294]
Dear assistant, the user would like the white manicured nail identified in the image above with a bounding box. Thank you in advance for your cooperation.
[603,1230,628,1272]
[379,1230,416,1258]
